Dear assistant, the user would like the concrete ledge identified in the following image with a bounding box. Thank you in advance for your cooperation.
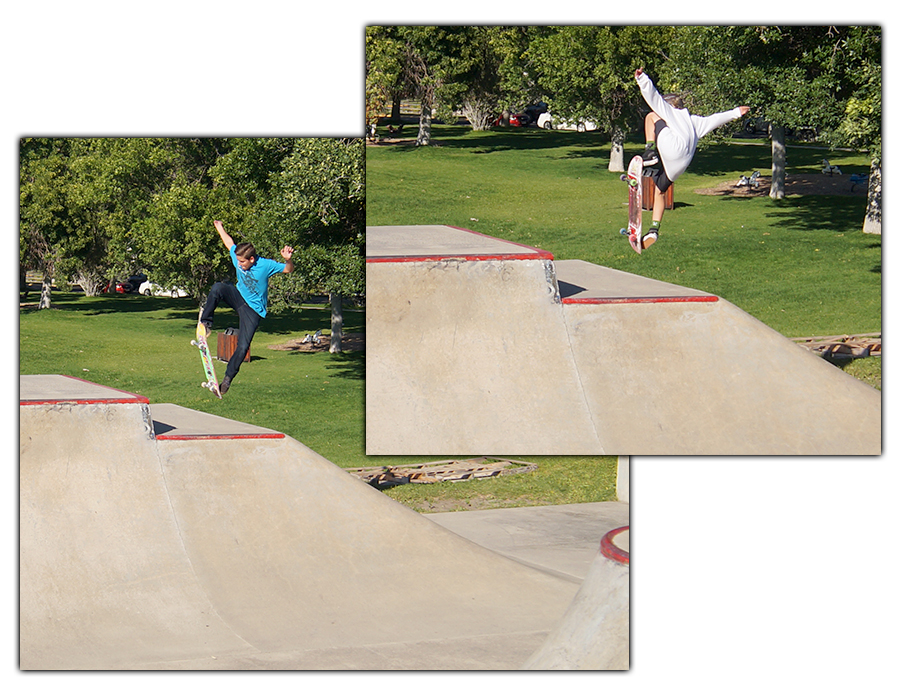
[151,403,284,440]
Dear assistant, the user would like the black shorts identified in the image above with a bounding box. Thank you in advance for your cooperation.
[651,119,673,193]
[649,166,673,193]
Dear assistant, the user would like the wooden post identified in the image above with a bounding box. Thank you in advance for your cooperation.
[217,332,250,363]
[642,177,673,210]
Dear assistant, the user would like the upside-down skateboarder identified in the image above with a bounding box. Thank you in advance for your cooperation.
[633,68,749,250]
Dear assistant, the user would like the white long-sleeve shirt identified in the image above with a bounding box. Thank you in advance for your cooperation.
[637,72,743,181]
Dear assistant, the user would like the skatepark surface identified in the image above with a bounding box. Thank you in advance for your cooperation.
[366,225,881,455]
[19,375,629,670]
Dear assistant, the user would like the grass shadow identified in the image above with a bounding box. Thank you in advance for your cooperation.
[764,195,869,234]
[43,293,196,315]
[382,126,609,155]
[688,143,774,177]
[323,351,365,381]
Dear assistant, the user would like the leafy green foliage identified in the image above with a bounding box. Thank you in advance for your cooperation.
[526,26,674,131]
[20,137,364,310]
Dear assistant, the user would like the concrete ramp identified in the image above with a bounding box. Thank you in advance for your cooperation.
[20,376,583,670]
[523,526,629,670]
[365,225,881,455]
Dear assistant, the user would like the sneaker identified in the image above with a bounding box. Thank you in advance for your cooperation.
[219,375,232,395]
[642,231,659,249]
[641,145,659,166]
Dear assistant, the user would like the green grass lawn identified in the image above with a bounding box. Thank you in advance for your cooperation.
[366,126,880,339]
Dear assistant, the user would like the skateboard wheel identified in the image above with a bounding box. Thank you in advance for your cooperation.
[620,174,627,181]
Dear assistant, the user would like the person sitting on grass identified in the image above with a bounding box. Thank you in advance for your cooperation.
[200,219,294,395]
[634,68,750,250]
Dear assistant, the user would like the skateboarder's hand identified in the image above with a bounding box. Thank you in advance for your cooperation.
[634,68,643,79]
[280,246,294,260]
[738,106,750,116]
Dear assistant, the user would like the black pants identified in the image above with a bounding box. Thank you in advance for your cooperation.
[200,282,261,380]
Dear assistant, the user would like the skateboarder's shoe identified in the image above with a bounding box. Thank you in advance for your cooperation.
[219,374,232,395]
[641,231,659,249]
[640,145,659,166]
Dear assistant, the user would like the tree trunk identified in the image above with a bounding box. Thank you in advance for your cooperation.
[329,292,343,354]
[391,95,402,123]
[39,273,52,310]
[608,126,626,172]
[462,99,494,131]
[416,99,432,146]
[74,271,103,297]
[863,158,882,235]
[769,125,786,199]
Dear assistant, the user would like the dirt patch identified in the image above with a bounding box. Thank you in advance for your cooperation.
[415,496,552,514]
[267,332,365,353]
[695,171,867,198]
[366,136,417,147]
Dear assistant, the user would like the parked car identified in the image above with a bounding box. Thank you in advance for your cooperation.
[522,101,548,126]
[493,102,548,128]
[105,273,148,294]
[493,112,526,127]
[537,112,598,132]
[139,280,189,298]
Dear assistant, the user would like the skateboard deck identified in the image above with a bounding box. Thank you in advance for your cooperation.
[191,317,222,398]
[619,155,643,254]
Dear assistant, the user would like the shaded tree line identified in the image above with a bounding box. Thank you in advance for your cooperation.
[366,25,880,232]
[20,137,365,350]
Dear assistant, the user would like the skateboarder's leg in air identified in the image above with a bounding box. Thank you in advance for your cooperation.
[200,282,261,395]
[638,108,677,250]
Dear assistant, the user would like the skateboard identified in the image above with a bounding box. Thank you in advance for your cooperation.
[618,155,643,254]
[191,313,222,398]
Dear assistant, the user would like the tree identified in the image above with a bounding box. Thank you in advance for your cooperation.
[365,26,406,134]
[527,26,675,171]
[445,26,545,132]
[366,26,481,145]
[830,26,881,234]
[128,138,232,300]
[662,26,864,200]
[260,139,364,353]
[20,138,72,308]
[20,136,364,346]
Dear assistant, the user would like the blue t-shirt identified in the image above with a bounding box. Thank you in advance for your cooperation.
[230,245,286,317]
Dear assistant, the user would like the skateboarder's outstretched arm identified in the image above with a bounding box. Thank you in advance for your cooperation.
[280,246,295,274]
[213,220,235,250]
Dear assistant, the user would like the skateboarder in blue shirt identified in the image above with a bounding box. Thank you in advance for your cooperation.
[200,220,294,394]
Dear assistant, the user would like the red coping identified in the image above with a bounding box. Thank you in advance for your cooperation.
[562,294,718,305]
[21,376,285,441]
[366,226,554,263]
[19,375,150,405]
[600,526,630,565]
[368,228,716,305]
[155,432,285,441]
